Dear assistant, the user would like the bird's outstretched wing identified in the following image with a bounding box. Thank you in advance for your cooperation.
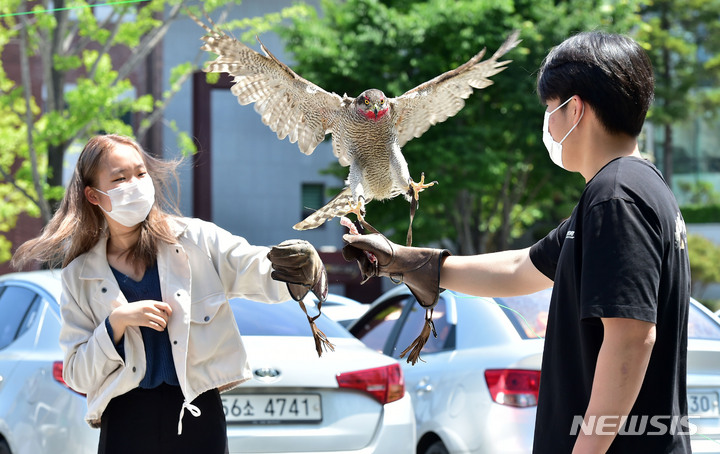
[294,187,354,230]
[193,14,347,156]
[391,30,521,147]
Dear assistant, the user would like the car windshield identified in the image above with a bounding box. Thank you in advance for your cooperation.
[495,289,720,341]
[688,302,720,340]
[495,288,552,340]
[230,298,353,338]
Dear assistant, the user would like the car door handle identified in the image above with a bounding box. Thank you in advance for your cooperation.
[415,379,433,394]
[416,383,432,393]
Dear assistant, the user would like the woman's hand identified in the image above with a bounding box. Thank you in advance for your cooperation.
[107,301,173,344]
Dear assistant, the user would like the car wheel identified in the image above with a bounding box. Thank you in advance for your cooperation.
[0,440,11,454]
[424,440,449,454]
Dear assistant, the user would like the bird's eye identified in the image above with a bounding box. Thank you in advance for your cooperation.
[364,99,370,105]
[380,99,385,104]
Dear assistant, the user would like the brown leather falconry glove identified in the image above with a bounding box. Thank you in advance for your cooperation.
[342,233,450,364]
[342,233,450,309]
[267,240,333,356]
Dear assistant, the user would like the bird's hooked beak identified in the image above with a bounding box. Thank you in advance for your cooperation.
[373,104,379,117]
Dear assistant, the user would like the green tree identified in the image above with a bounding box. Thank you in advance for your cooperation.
[0,0,310,264]
[687,233,720,300]
[634,0,720,188]
[279,0,643,253]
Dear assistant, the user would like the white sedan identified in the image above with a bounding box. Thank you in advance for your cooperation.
[349,286,720,454]
[0,270,415,454]
[226,297,415,453]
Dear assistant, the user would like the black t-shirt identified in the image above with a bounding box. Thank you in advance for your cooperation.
[529,157,691,454]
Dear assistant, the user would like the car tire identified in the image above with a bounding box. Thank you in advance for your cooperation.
[424,440,449,454]
[0,440,11,454]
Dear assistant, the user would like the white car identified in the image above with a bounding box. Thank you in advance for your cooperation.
[226,297,415,453]
[0,270,95,454]
[349,286,720,454]
[0,270,415,454]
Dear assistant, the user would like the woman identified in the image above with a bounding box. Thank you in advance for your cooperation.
[13,134,328,454]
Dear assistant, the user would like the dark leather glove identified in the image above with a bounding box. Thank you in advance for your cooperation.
[268,239,328,303]
[268,240,332,357]
[342,232,450,365]
[342,233,450,309]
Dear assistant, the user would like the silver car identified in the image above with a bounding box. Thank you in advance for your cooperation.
[0,270,95,454]
[349,286,720,453]
[0,270,415,454]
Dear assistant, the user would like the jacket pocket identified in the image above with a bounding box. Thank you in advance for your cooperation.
[190,294,226,324]
[186,297,245,389]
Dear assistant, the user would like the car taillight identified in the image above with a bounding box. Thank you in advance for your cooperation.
[484,369,540,407]
[53,361,85,396]
[336,363,405,405]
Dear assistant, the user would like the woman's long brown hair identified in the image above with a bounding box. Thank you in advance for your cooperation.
[13,134,182,269]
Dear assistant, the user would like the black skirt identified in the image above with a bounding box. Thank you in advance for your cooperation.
[98,383,228,454]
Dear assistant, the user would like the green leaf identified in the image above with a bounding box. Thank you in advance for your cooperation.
[170,61,194,87]
[134,94,154,113]
[53,54,82,72]
[205,72,220,85]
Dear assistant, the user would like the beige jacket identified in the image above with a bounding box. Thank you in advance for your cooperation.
[59,217,290,430]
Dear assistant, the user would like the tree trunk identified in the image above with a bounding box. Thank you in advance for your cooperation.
[663,124,673,189]
[137,5,164,156]
[19,9,52,224]
[660,2,674,189]
[47,3,70,211]
[453,189,475,255]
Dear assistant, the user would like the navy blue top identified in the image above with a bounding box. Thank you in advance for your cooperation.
[105,261,180,388]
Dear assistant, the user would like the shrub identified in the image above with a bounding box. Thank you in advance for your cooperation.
[688,233,720,301]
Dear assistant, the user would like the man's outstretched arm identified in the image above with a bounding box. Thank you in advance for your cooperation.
[440,247,553,298]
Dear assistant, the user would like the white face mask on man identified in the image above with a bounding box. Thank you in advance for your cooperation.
[94,176,155,227]
[542,96,584,169]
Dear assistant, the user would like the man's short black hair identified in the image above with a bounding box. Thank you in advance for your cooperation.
[537,31,654,137]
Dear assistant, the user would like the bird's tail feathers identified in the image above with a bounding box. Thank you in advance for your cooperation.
[293,187,354,230]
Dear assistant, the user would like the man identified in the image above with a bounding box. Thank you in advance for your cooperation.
[342,31,691,453]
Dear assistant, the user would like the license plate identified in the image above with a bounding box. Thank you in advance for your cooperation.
[221,394,322,423]
[688,391,720,418]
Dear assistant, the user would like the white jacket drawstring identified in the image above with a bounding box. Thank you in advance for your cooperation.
[177,400,202,435]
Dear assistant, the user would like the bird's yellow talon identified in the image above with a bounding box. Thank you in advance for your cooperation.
[410,172,437,201]
[347,199,366,224]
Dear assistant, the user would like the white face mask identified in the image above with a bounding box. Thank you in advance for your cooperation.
[542,97,584,169]
[94,176,155,227]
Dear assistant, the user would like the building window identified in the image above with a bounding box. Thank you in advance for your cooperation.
[301,183,325,222]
